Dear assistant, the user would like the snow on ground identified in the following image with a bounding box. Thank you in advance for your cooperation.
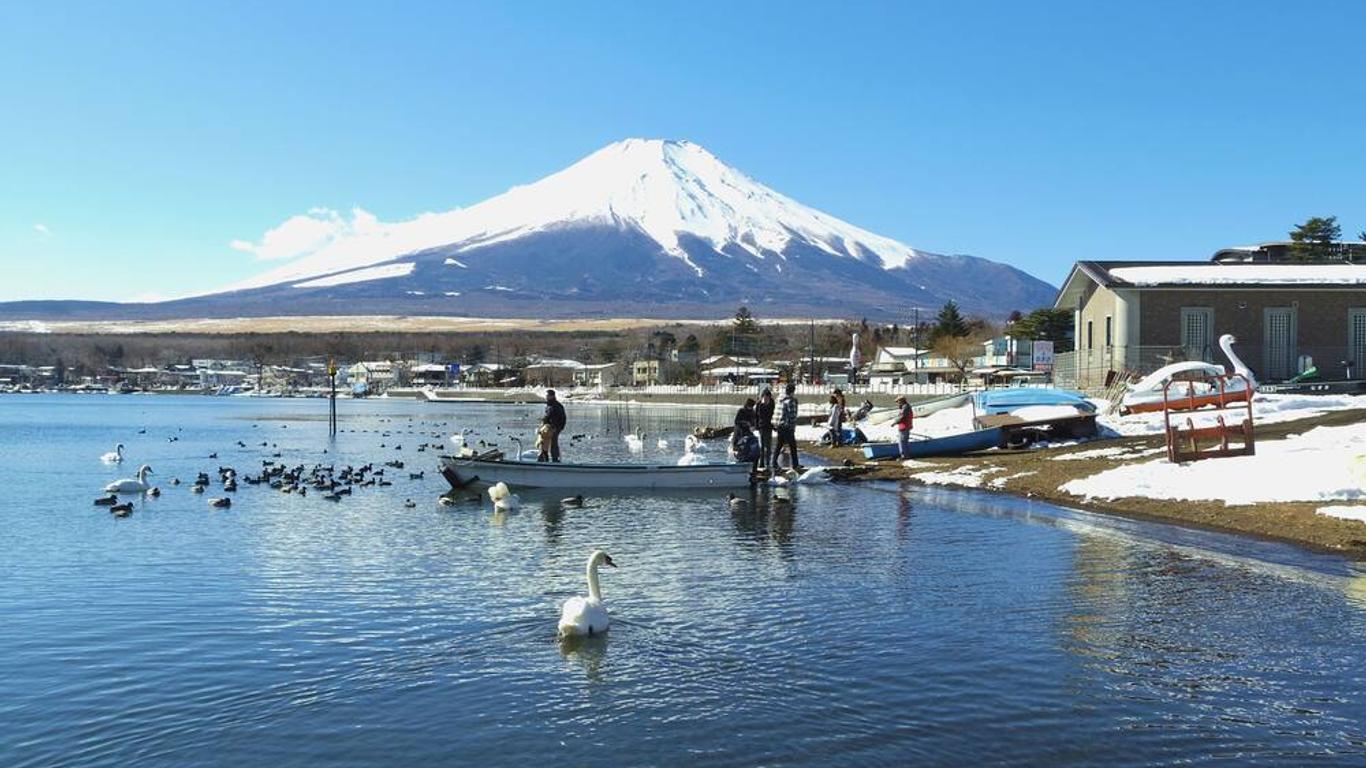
[989,471,1037,488]
[1095,393,1366,437]
[1052,446,1165,461]
[909,464,1004,489]
[1318,506,1366,523]
[1062,421,1366,505]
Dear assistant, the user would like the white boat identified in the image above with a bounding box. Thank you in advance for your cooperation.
[439,454,753,490]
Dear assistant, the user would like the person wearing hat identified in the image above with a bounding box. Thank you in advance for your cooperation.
[539,389,567,462]
[895,395,914,458]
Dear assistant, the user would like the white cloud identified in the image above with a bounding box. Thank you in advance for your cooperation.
[220,205,470,293]
[33,223,51,238]
[230,210,350,261]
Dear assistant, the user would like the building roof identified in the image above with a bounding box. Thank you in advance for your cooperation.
[1055,260,1366,308]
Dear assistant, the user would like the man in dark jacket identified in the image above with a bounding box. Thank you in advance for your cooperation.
[774,383,802,472]
[539,389,567,463]
[755,387,776,470]
[731,398,760,474]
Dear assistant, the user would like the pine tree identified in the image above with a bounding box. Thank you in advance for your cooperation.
[933,300,969,340]
[732,305,758,335]
[1289,216,1341,260]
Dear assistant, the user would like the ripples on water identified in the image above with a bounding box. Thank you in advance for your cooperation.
[1,395,1364,766]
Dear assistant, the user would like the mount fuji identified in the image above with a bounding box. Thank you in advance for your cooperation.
[2,139,1056,321]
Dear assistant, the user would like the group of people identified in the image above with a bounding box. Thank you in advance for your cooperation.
[730,384,804,475]
[539,384,918,467]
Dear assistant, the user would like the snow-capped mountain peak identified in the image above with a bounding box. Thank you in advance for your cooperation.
[227,138,921,291]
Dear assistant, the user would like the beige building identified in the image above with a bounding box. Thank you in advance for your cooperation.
[1054,245,1366,387]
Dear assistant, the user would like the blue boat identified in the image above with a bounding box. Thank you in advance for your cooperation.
[862,427,1004,460]
[972,388,1094,416]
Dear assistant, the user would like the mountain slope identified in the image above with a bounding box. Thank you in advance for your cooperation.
[1,139,1057,321]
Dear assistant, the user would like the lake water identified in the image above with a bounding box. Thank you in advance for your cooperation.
[3,394,1365,767]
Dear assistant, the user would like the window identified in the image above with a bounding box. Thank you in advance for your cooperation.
[1086,320,1093,350]
[1180,307,1213,362]
[1104,316,1113,348]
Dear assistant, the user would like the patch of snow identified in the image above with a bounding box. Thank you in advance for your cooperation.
[1052,446,1165,461]
[1318,506,1366,523]
[443,257,468,268]
[483,285,514,292]
[291,262,416,288]
[911,464,1004,489]
[443,291,461,297]
[1061,421,1366,505]
[405,290,426,296]
[1097,393,1366,437]
[989,470,1037,488]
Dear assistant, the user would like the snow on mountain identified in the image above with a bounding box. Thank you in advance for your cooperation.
[225,138,924,291]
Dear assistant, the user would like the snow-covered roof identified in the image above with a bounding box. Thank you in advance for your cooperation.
[703,365,779,376]
[410,363,449,372]
[874,347,928,358]
[525,358,584,369]
[1108,263,1366,286]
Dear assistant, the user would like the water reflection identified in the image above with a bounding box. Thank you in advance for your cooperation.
[558,634,610,682]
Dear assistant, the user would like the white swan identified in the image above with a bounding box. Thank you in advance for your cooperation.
[488,481,520,511]
[677,434,710,466]
[657,437,669,450]
[105,464,153,493]
[623,432,644,453]
[1219,333,1257,388]
[558,549,616,638]
[100,443,125,464]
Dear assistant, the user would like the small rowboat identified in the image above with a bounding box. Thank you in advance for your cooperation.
[862,427,1005,460]
[439,454,752,490]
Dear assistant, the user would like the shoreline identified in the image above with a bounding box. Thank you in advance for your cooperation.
[801,407,1366,559]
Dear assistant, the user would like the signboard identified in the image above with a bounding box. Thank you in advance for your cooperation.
[1032,340,1054,371]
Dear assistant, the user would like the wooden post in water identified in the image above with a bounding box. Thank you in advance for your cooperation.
[327,358,338,436]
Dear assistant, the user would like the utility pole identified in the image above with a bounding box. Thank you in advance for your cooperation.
[327,357,338,436]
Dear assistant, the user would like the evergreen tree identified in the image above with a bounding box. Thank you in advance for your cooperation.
[932,300,969,340]
[1012,307,1074,353]
[1289,216,1341,260]
[732,305,759,335]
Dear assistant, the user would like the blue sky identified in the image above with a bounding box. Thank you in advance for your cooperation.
[2,1,1364,303]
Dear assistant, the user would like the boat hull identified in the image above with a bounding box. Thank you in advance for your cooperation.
[439,455,753,490]
[862,427,1004,460]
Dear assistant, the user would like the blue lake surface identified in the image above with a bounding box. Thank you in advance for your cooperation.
[2,394,1365,766]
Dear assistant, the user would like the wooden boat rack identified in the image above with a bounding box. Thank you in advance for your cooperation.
[1163,373,1255,462]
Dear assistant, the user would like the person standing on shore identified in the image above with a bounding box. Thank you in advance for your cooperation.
[775,383,802,472]
[755,387,776,470]
[539,389,567,463]
[826,393,844,446]
[895,395,914,458]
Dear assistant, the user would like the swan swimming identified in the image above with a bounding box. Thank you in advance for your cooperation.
[100,443,125,464]
[558,549,617,638]
[105,465,153,494]
[488,481,521,511]
[677,435,710,466]
[623,432,645,453]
